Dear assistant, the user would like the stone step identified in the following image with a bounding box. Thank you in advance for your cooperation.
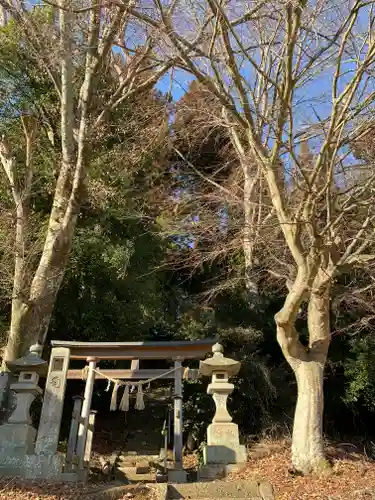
[167,480,275,500]
[91,483,156,500]
[116,462,151,474]
[119,452,160,459]
[117,460,160,470]
[119,454,160,461]
[115,466,155,483]
[135,462,150,474]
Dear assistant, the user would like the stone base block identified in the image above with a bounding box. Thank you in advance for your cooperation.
[0,452,64,480]
[167,479,274,500]
[167,469,187,483]
[60,472,80,482]
[0,423,36,454]
[207,422,241,448]
[198,463,247,481]
[0,454,28,476]
[198,464,226,481]
[25,453,65,479]
[203,444,247,465]
[204,421,246,465]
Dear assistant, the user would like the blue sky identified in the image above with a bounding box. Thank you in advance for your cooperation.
[156,69,194,102]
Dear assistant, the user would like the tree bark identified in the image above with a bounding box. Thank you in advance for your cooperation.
[0,118,36,365]
[276,269,331,474]
[226,119,262,305]
[3,300,30,364]
[2,223,77,363]
[243,161,260,301]
[291,357,327,474]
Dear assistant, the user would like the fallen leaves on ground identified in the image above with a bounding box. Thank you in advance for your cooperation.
[227,440,375,499]
[0,478,154,500]
[0,477,93,499]
[2,441,375,499]
[183,453,198,471]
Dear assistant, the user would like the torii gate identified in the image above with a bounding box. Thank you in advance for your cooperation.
[35,339,215,477]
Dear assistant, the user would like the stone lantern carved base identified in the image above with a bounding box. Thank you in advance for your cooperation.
[0,423,36,454]
[203,422,247,464]
[0,420,65,478]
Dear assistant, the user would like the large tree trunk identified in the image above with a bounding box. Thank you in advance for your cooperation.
[276,268,331,474]
[2,221,77,364]
[3,300,29,365]
[291,356,327,473]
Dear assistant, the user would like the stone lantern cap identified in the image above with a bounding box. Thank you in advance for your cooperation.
[199,343,241,377]
[6,344,47,375]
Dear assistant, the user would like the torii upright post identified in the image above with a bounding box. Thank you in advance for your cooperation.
[173,360,183,467]
[169,359,187,483]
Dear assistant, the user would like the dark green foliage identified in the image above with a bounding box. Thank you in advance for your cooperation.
[50,214,173,343]
[343,335,375,410]
[183,379,214,445]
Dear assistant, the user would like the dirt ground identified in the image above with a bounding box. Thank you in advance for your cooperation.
[0,478,153,499]
[227,439,375,499]
[1,440,375,499]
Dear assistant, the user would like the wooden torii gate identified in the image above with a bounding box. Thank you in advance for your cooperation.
[35,339,215,476]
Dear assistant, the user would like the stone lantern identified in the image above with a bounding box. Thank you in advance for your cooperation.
[199,343,246,465]
[0,344,47,455]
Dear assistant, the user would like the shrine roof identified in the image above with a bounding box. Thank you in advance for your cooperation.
[50,339,216,360]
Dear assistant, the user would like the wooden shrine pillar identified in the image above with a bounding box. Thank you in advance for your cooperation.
[76,357,97,469]
[173,359,184,469]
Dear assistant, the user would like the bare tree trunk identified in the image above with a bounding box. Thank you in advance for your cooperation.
[4,301,29,363]
[243,161,260,301]
[0,4,6,26]
[291,356,327,473]
[227,119,262,305]
[0,0,106,366]
[0,118,36,365]
[276,269,331,474]
[2,226,76,363]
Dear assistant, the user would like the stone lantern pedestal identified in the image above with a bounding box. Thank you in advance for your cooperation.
[0,344,47,456]
[199,344,246,466]
[0,344,52,476]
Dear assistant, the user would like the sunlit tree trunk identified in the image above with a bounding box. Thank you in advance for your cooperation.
[291,357,327,473]
[277,270,331,473]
